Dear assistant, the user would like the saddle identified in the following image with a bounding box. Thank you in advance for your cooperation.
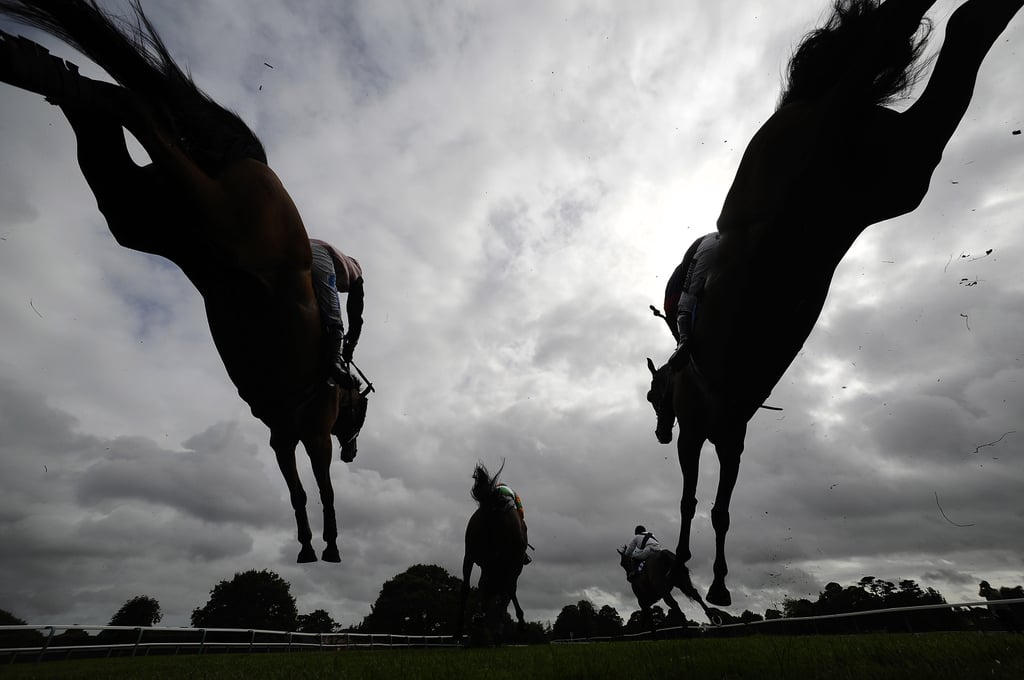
[685,355,774,434]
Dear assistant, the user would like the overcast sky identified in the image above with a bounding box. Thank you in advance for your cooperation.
[1,0,1022,630]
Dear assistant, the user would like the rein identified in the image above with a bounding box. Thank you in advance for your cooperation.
[348,360,375,398]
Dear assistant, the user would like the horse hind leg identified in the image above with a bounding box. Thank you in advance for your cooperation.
[662,592,685,625]
[271,433,316,563]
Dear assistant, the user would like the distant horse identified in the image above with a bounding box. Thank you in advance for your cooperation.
[617,546,713,636]
[646,0,1021,606]
[456,463,527,645]
[0,0,369,562]
[979,581,1023,633]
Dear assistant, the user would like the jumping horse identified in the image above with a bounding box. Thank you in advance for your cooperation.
[646,0,1022,606]
[0,0,370,562]
[456,463,527,645]
[617,546,714,636]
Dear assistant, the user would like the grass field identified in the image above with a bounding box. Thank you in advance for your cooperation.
[4,632,1023,679]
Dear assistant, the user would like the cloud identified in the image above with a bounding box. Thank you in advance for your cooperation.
[1,0,1022,629]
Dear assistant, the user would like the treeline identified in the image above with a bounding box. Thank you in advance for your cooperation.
[3,568,1021,650]
[551,576,1023,639]
[0,569,339,650]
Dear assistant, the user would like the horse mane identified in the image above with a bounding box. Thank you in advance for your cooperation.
[470,461,505,507]
[779,0,932,108]
[0,0,266,172]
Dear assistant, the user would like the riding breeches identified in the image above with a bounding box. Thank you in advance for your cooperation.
[310,241,344,332]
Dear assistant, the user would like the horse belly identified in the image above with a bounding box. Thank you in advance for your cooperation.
[203,288,322,418]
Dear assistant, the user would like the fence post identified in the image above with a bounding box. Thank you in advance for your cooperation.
[199,629,207,655]
[132,627,144,657]
[248,630,255,653]
[35,626,56,664]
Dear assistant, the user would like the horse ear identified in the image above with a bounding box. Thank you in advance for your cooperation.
[646,358,657,375]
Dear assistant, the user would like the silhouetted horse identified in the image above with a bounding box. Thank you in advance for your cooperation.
[0,0,369,562]
[979,581,1023,633]
[456,463,527,645]
[646,0,1022,606]
[617,546,713,636]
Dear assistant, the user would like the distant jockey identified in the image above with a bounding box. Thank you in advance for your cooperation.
[623,525,662,582]
[497,482,532,565]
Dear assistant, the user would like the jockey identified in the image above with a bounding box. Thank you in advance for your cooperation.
[309,238,364,388]
[664,232,720,371]
[497,482,532,565]
[623,525,662,582]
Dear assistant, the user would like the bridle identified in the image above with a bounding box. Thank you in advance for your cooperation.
[336,361,374,446]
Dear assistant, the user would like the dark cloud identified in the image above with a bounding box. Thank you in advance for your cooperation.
[1,0,1022,629]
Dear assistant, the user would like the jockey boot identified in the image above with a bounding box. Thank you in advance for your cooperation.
[668,308,693,371]
[326,326,354,388]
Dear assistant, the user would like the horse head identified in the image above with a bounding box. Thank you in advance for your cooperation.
[646,358,675,444]
[471,461,506,510]
[616,545,630,574]
[334,385,369,463]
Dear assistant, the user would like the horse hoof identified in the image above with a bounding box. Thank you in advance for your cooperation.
[706,583,731,607]
[297,545,318,563]
[321,545,341,563]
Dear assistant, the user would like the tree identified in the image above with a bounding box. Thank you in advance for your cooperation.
[781,576,956,633]
[552,600,604,639]
[109,595,162,627]
[595,604,624,637]
[359,564,468,635]
[297,609,339,634]
[0,608,44,647]
[623,605,667,634]
[782,598,814,618]
[191,570,298,631]
[738,610,763,624]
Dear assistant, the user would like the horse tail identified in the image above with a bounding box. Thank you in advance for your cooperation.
[0,0,266,171]
[470,460,504,507]
[779,0,932,108]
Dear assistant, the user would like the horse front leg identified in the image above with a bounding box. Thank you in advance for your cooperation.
[511,590,526,631]
[641,604,656,639]
[456,555,473,642]
[672,426,704,592]
[707,424,746,607]
[303,432,339,562]
[271,433,316,563]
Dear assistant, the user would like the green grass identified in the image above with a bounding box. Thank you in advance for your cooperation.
[3,633,1023,680]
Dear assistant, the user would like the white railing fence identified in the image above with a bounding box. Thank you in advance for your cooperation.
[550,597,1024,643]
[0,624,459,663]
[2,597,1021,662]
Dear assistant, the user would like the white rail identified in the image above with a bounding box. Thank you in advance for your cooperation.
[550,597,1024,643]
[0,624,459,663]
